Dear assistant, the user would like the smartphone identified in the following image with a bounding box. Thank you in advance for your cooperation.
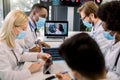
[43,57,53,74]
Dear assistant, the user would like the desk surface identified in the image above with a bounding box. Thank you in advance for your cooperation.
[24,31,82,80]
[23,61,73,80]
[41,31,82,48]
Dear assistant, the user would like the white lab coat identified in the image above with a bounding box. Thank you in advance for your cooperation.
[90,20,104,38]
[22,17,38,51]
[89,20,111,55]
[94,32,112,56]
[105,41,120,79]
[0,40,38,80]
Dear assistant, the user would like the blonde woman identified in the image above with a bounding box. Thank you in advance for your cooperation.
[0,10,50,80]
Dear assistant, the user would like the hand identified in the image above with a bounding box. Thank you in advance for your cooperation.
[29,46,41,52]
[37,53,51,61]
[38,41,51,48]
[29,62,43,73]
[56,72,71,80]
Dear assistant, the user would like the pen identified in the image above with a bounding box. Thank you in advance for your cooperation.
[61,71,68,74]
[51,71,68,76]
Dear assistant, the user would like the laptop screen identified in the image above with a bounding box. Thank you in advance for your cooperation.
[44,21,68,36]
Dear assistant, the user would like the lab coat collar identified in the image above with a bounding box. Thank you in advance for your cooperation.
[28,17,36,29]
[111,41,120,51]
[0,40,14,51]
[94,20,103,31]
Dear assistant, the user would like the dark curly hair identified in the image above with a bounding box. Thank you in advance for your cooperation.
[59,33,105,79]
[58,24,64,33]
[97,1,120,32]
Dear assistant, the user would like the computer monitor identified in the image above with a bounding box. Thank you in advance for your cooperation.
[44,21,68,37]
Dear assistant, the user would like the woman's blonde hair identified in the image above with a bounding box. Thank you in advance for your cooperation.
[0,10,28,48]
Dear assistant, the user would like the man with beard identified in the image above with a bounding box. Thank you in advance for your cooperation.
[77,1,111,55]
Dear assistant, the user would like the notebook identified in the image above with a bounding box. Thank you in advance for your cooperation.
[44,21,68,42]
[42,47,63,61]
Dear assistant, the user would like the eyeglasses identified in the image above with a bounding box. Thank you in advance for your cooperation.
[80,16,86,20]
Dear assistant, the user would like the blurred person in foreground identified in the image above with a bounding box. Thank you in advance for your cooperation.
[56,33,108,80]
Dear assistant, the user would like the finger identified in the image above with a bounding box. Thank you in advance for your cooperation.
[46,53,51,58]
[36,62,44,67]
[56,73,63,79]
[43,57,48,62]
[39,41,44,45]
[44,56,52,62]
[36,62,40,64]
[40,61,45,65]
[35,46,40,49]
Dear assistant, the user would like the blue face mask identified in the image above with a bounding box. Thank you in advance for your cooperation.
[16,31,26,39]
[103,31,115,40]
[83,20,92,28]
[36,17,46,28]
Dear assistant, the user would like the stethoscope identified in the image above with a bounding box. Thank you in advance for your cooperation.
[29,21,35,32]
[28,21,37,37]
[11,49,24,66]
[112,49,120,72]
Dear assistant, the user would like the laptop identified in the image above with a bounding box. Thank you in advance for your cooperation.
[42,47,63,61]
[44,21,68,42]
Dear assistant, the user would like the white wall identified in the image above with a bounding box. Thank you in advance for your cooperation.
[67,7,74,31]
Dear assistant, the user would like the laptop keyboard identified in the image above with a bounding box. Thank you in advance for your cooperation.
[44,38,63,42]
[47,36,64,39]
[44,36,64,42]
[42,48,63,60]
